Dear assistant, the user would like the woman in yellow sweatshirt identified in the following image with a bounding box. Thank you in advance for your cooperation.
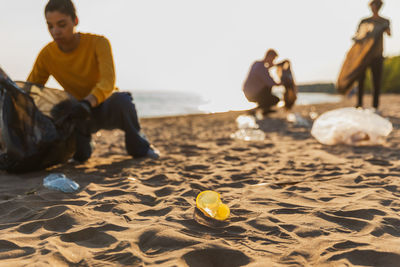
[28,0,159,161]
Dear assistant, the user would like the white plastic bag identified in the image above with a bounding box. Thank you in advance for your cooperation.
[311,107,392,146]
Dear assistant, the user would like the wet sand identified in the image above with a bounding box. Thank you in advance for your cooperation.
[1,94,400,266]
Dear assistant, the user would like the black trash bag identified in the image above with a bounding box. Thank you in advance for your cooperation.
[0,70,78,173]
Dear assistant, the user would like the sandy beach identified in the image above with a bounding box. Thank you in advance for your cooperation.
[1,94,400,266]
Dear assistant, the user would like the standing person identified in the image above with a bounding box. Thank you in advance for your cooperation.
[356,0,391,109]
[243,49,281,114]
[28,0,159,162]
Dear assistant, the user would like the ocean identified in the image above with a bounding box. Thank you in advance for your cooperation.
[130,90,342,118]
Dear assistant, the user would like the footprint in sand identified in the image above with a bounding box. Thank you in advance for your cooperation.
[230,147,250,152]
[286,185,312,192]
[316,211,369,232]
[0,240,35,260]
[247,219,292,240]
[154,186,174,197]
[230,172,255,181]
[43,213,77,232]
[16,205,72,234]
[182,247,251,267]
[371,217,400,237]
[17,221,43,235]
[328,249,400,267]
[365,157,393,166]
[93,241,142,266]
[138,229,199,255]
[223,155,241,161]
[141,174,170,187]
[180,144,208,156]
[91,189,128,200]
[184,164,210,172]
[138,207,172,217]
[216,138,233,146]
[319,197,334,202]
[94,203,116,212]
[60,224,127,248]
[271,208,309,215]
[329,208,386,221]
[133,193,161,207]
[220,180,259,188]
[295,229,329,238]
[94,252,142,266]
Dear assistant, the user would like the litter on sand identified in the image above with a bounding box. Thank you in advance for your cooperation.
[311,107,392,145]
[231,115,265,141]
[196,190,230,221]
[43,173,80,193]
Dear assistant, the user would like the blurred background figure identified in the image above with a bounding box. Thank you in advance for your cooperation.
[242,49,281,115]
[337,0,391,110]
[356,0,391,109]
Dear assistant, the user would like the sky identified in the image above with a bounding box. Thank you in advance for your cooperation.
[0,0,399,104]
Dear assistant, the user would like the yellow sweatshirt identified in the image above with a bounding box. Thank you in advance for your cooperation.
[27,33,116,105]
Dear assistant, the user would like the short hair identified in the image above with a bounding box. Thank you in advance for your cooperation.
[265,49,278,59]
[45,0,77,20]
[370,0,383,9]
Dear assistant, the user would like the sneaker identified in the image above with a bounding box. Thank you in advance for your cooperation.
[146,147,160,159]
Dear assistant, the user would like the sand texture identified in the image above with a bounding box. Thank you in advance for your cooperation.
[1,94,400,266]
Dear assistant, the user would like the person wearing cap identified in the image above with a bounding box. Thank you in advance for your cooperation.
[243,49,282,114]
[28,0,159,162]
[355,0,391,109]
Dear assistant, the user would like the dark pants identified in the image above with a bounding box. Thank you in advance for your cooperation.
[357,56,383,109]
[74,92,150,161]
[255,86,280,111]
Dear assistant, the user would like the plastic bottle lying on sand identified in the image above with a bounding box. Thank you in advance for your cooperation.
[231,115,265,141]
[286,112,311,128]
[231,128,265,141]
[236,115,258,129]
[43,173,80,193]
[196,190,230,221]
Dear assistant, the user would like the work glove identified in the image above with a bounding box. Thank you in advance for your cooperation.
[70,99,92,120]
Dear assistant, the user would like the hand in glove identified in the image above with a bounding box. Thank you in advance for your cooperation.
[70,99,92,120]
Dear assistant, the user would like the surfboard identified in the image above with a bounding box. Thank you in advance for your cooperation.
[337,38,376,94]
[337,20,386,94]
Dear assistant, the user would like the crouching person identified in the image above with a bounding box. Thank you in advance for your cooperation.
[28,0,159,162]
[243,49,281,114]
